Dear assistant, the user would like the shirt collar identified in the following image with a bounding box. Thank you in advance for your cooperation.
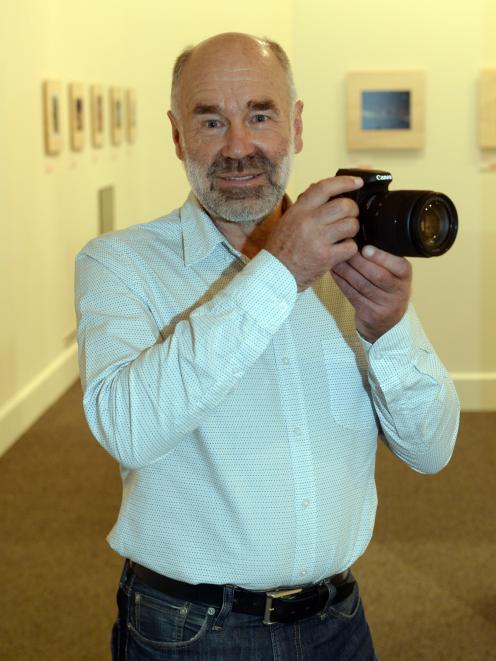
[180,192,227,266]
[180,191,292,266]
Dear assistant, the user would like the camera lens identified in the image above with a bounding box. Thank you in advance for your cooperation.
[336,168,458,257]
[418,200,451,250]
[411,194,458,257]
[357,190,458,257]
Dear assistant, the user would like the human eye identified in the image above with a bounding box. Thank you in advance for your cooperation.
[202,118,223,129]
[252,113,270,124]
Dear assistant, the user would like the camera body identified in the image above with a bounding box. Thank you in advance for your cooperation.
[336,168,458,257]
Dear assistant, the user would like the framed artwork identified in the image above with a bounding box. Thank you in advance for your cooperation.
[110,86,124,145]
[90,85,105,148]
[126,88,137,143]
[69,82,85,150]
[346,71,424,150]
[479,70,496,149]
[43,80,62,155]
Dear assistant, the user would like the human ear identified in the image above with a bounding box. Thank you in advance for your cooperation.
[167,110,185,160]
[293,100,304,154]
[293,101,303,154]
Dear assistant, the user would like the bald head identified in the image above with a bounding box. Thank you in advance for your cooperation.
[166,32,303,226]
[170,33,297,119]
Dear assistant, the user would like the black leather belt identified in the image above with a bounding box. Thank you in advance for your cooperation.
[129,561,353,625]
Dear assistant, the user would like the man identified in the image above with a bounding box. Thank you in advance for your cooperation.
[75,33,459,660]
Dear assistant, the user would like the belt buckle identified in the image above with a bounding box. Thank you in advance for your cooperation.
[263,587,303,625]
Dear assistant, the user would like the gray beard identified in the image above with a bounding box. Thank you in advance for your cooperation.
[183,151,293,224]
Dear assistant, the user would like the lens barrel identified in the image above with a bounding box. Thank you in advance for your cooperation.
[356,190,458,257]
[336,168,458,257]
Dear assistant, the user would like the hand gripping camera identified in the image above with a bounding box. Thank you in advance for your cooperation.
[336,168,458,257]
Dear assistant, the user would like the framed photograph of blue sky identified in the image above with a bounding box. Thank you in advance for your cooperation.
[347,70,424,150]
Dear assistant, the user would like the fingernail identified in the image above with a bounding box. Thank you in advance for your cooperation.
[362,245,375,258]
[354,177,363,187]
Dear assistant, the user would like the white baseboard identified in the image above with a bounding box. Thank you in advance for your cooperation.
[452,372,496,411]
[0,344,79,458]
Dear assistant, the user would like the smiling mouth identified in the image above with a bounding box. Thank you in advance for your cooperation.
[222,175,258,181]
[217,173,264,182]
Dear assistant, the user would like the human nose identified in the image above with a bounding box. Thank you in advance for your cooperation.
[220,121,255,160]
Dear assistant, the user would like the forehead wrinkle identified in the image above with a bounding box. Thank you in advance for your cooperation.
[193,66,276,86]
[220,66,264,76]
[178,49,291,118]
[184,75,288,115]
[184,53,285,89]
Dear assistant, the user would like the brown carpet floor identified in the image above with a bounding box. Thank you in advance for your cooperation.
[0,382,495,660]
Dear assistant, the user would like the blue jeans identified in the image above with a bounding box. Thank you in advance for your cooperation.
[111,561,377,660]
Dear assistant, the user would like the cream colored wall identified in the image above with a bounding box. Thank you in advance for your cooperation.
[0,0,494,456]
[0,0,292,456]
[292,0,496,409]
[480,0,496,401]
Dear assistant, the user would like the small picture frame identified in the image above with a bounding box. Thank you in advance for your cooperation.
[69,82,85,151]
[347,70,424,150]
[43,80,62,155]
[110,86,124,146]
[126,88,137,143]
[90,85,105,148]
[479,70,496,149]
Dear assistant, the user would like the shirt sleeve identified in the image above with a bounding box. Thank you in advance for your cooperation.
[359,305,460,474]
[75,246,297,470]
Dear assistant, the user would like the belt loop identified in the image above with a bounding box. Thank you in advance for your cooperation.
[121,559,136,591]
[211,585,235,631]
[320,578,338,619]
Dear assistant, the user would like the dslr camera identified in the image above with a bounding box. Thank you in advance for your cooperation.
[336,168,458,257]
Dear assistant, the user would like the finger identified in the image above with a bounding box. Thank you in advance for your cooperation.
[296,175,363,211]
[316,197,359,226]
[332,258,409,319]
[332,259,387,301]
[325,216,360,244]
[333,251,412,316]
[334,255,404,300]
[361,245,411,280]
[328,239,360,266]
[331,267,380,313]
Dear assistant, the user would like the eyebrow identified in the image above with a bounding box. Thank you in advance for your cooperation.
[247,99,279,114]
[192,99,280,115]
[193,104,222,115]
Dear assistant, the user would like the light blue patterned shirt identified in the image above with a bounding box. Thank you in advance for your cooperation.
[75,193,459,590]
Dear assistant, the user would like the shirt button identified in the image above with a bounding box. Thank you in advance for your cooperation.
[282,357,290,365]
[294,427,303,437]
[300,570,308,578]
[302,499,310,509]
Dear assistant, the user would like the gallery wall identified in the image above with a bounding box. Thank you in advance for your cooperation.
[0,0,293,456]
[292,0,496,409]
[0,0,494,456]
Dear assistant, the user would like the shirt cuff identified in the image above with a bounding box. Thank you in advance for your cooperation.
[219,249,298,334]
[358,306,429,384]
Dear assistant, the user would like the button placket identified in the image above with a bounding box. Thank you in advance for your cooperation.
[272,324,318,584]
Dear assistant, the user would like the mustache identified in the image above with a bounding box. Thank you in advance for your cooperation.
[207,150,276,179]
